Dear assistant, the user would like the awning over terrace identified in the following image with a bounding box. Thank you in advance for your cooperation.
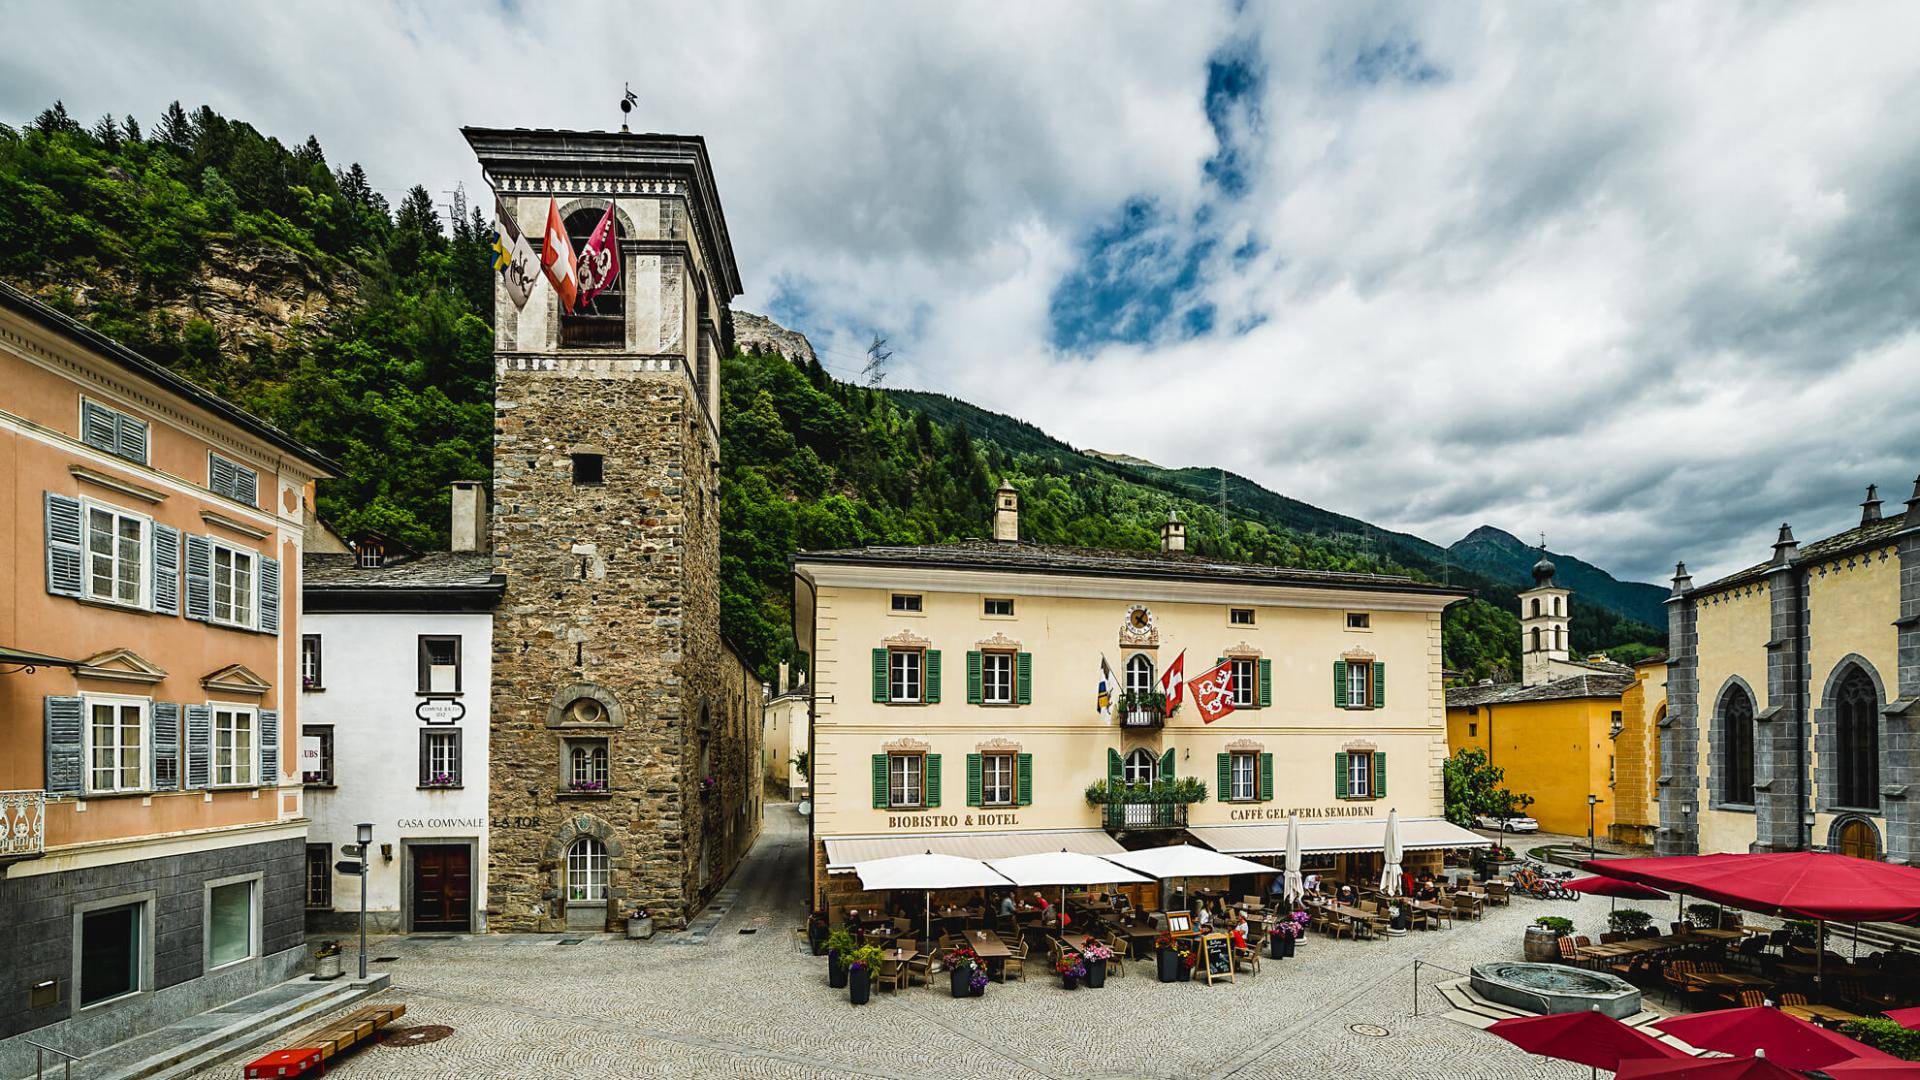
[823,828,1125,873]
[1580,851,1920,924]
[1188,817,1492,858]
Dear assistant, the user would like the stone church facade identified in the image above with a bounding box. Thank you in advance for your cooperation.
[466,127,763,932]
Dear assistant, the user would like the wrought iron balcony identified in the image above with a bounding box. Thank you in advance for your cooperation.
[1101,801,1187,832]
[1,790,47,860]
[1119,707,1164,729]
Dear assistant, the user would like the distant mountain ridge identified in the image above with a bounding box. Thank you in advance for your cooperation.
[1446,525,1669,629]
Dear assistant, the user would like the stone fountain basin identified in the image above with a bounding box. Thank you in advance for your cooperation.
[1470,961,1642,1019]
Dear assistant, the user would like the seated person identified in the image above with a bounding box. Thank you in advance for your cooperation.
[1196,904,1214,930]
[1336,883,1357,905]
[1231,915,1250,952]
[998,893,1017,918]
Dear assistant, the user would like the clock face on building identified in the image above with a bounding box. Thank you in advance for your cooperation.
[1130,608,1150,629]
[1120,604,1158,645]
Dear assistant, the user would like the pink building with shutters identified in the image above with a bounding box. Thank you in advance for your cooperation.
[0,283,331,1072]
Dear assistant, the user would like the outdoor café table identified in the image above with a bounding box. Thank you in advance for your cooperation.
[1411,900,1451,927]
[1689,972,1771,993]
[1691,927,1745,942]
[962,930,1011,960]
[1781,1003,1866,1028]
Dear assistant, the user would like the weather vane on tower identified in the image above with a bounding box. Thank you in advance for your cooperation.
[619,83,638,133]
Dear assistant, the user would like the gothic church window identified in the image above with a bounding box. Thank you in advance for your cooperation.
[1719,685,1756,805]
[1835,666,1880,810]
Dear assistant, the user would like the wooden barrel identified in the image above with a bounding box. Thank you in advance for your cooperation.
[1523,926,1561,963]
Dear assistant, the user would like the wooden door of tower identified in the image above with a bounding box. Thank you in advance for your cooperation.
[411,844,473,931]
[1838,820,1879,861]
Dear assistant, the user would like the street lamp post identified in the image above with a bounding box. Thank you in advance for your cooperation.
[356,822,373,981]
[1587,796,1602,859]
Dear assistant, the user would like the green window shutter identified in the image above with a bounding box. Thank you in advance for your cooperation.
[1258,659,1272,708]
[872,649,888,703]
[1216,656,1225,667]
[926,650,941,703]
[1159,747,1176,782]
[1372,661,1386,709]
[925,754,942,807]
[1016,652,1032,705]
[1334,752,1350,799]
[1017,753,1033,806]
[1334,661,1348,707]
[1108,747,1123,784]
[966,753,983,807]
[1259,753,1274,802]
[872,754,888,808]
[1372,752,1387,798]
[1217,754,1232,801]
[966,651,983,705]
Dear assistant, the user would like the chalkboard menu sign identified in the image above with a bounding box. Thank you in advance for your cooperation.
[1201,933,1235,984]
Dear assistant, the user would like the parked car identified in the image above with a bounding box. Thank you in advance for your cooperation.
[1475,814,1540,833]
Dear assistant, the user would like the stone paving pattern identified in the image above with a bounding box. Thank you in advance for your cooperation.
[282,809,1633,1079]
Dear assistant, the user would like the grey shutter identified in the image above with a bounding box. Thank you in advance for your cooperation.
[257,555,280,634]
[183,533,212,621]
[44,696,84,795]
[45,492,84,597]
[152,702,180,791]
[116,414,149,464]
[232,463,259,507]
[258,709,279,786]
[151,523,180,615]
[81,400,117,452]
[209,454,237,500]
[185,705,212,788]
[418,731,431,787]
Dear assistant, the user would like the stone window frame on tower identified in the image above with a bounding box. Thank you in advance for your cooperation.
[557,204,627,349]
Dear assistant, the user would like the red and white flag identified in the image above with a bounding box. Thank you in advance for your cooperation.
[576,202,620,307]
[1187,658,1238,724]
[539,198,579,313]
[1158,649,1186,716]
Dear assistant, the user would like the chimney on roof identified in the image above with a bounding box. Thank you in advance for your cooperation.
[1770,523,1798,567]
[1861,484,1884,526]
[993,480,1019,543]
[450,481,489,553]
[1160,509,1187,553]
[777,661,790,695]
[1670,561,1693,599]
[1906,474,1920,528]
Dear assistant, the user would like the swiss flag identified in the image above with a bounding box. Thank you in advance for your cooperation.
[1158,650,1186,715]
[1187,658,1238,724]
[539,198,579,313]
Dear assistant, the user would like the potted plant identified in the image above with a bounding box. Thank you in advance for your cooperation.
[1608,908,1654,938]
[1686,903,1724,929]
[825,926,855,989]
[1080,940,1114,988]
[967,965,988,997]
[807,910,829,955]
[1054,954,1088,990]
[1271,910,1309,959]
[944,944,980,998]
[1155,932,1182,982]
[1177,939,1198,981]
[1525,915,1575,962]
[312,939,343,980]
[846,945,883,1005]
[626,906,654,940]
[568,779,608,793]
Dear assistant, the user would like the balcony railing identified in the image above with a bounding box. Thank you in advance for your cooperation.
[1,790,47,860]
[1102,801,1187,831]
[1119,707,1164,730]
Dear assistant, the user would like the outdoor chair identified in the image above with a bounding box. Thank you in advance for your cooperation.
[1485,882,1510,906]
[1105,933,1129,977]
[1662,961,1697,993]
[1777,992,1807,1006]
[1601,932,1623,944]
[1235,940,1260,975]
[876,957,908,993]
[1731,989,1766,1008]
[1559,936,1587,967]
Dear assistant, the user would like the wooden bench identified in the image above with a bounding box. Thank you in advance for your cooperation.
[246,1001,407,1077]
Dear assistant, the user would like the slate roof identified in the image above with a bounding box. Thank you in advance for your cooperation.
[1692,516,1908,596]
[303,552,500,588]
[1445,672,1636,708]
[1561,657,1635,676]
[793,541,1470,598]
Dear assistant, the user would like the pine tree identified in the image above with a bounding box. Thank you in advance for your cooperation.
[121,115,141,143]
[91,114,120,150]
[156,101,192,150]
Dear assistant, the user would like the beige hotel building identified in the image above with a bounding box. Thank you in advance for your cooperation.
[793,485,1484,912]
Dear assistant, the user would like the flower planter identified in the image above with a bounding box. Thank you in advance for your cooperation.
[1157,947,1181,983]
[1084,958,1107,988]
[970,980,985,997]
[950,964,975,998]
[809,927,827,956]
[1523,926,1562,964]
[1062,974,1080,990]
[828,950,848,989]
[849,965,871,1005]
[1177,961,1193,982]
[1270,933,1294,960]
[626,916,654,940]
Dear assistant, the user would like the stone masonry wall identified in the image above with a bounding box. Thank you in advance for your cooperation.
[1657,591,1701,855]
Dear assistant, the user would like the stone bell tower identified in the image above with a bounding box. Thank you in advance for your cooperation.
[1519,545,1572,687]
[466,127,742,932]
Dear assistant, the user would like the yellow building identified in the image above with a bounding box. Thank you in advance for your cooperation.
[1445,551,1667,840]
[1659,481,1917,861]
[793,487,1487,913]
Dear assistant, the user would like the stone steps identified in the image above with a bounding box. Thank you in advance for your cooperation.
[1431,977,1671,1038]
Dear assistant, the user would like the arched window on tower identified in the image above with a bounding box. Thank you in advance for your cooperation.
[1719,685,1756,805]
[1530,627,1542,653]
[1530,598,1541,618]
[559,206,624,348]
[1835,666,1880,810]
[566,836,608,903]
[1124,654,1156,697]
[1555,627,1565,652]
[1554,596,1563,616]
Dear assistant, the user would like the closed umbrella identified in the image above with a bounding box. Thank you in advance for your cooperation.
[1283,814,1305,904]
[853,852,1014,940]
[1615,1053,1805,1080]
[1653,1006,1898,1072]
[988,850,1151,939]
[1379,808,1403,897]
[1488,1010,1688,1077]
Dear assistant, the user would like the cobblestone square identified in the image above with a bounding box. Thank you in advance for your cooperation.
[273,808,1649,1080]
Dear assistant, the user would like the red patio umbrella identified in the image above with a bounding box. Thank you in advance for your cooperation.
[1489,1011,1688,1073]
[1823,1058,1920,1079]
[1883,1005,1920,1031]
[1579,852,1920,923]
[1654,1006,1899,1071]
[1566,875,1670,900]
[1614,1055,1805,1080]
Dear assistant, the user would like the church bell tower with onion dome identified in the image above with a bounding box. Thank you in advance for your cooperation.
[1519,544,1572,687]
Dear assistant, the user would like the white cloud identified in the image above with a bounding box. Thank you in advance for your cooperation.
[2,1,1916,586]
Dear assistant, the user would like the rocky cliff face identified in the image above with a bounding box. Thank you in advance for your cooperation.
[732,310,816,367]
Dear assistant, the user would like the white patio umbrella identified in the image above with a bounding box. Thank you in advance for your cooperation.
[988,850,1152,938]
[853,852,1014,940]
[1283,813,1306,904]
[1103,844,1274,920]
[1379,809,1404,897]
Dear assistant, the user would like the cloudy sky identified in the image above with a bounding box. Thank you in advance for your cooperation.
[5,1,1918,584]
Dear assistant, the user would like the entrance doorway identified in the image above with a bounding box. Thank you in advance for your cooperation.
[410,844,472,931]
[1837,818,1879,861]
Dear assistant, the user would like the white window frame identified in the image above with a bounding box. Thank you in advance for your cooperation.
[568,738,610,788]
[1346,612,1372,631]
[300,635,322,689]
[1230,658,1256,707]
[422,730,460,786]
[566,837,608,903]
[1123,748,1158,785]
[209,539,256,629]
[83,693,149,795]
[982,597,1014,618]
[1231,752,1257,802]
[202,873,261,972]
[1124,653,1156,696]
[982,752,1015,807]
[888,753,924,808]
[80,498,150,609]
[211,703,257,787]
[889,593,923,614]
[888,649,923,704]
[1348,753,1373,799]
[1346,663,1372,709]
[981,651,1015,705]
[1229,607,1256,626]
